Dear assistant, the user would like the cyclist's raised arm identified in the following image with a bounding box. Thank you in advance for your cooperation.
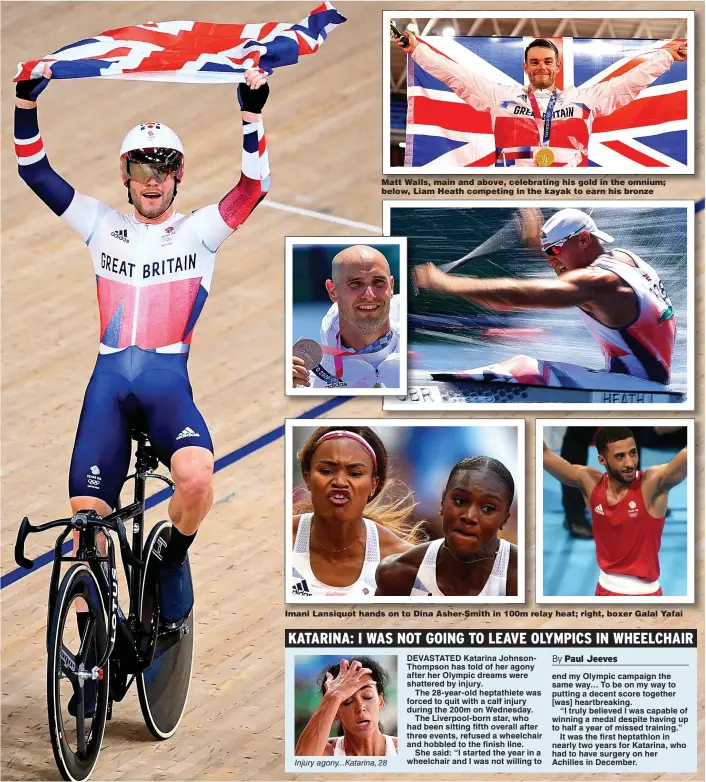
[15,73,104,244]
[193,71,271,252]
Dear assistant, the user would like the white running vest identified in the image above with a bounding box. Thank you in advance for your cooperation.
[410,538,511,597]
[291,513,380,597]
[333,735,397,756]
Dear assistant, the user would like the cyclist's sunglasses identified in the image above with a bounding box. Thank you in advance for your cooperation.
[127,161,177,184]
[542,227,588,256]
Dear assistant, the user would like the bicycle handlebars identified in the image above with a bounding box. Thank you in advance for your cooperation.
[14,516,45,569]
[15,511,144,570]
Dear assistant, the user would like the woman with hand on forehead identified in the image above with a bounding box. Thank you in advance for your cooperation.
[291,426,414,597]
[295,657,398,757]
[376,456,518,597]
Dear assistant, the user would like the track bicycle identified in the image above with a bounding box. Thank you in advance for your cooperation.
[14,429,194,781]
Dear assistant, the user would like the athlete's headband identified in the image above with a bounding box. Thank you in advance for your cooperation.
[314,430,378,471]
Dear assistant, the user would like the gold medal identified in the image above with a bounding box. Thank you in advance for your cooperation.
[535,148,555,167]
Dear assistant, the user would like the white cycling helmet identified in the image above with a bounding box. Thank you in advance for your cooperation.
[119,121,185,184]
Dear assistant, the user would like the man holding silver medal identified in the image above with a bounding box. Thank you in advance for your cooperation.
[393,31,687,167]
[292,245,401,389]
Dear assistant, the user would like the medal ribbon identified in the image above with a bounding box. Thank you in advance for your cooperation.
[322,331,394,378]
[321,345,352,378]
[528,90,557,147]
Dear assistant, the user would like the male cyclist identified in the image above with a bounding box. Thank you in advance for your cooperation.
[15,67,270,629]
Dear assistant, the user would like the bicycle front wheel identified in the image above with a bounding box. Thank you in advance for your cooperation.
[137,520,194,739]
[47,563,110,781]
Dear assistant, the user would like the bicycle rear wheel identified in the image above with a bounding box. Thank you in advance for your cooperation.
[47,564,110,781]
[137,520,194,739]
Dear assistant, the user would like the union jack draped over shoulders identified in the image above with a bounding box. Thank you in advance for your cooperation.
[405,36,688,170]
[15,2,346,84]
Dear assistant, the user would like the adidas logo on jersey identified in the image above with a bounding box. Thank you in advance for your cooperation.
[111,229,129,243]
[594,504,605,515]
[292,579,311,596]
[176,426,200,440]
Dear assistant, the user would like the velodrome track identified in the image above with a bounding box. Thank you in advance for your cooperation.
[2,2,703,780]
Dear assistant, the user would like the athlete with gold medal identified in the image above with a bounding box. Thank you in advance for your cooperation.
[392,30,687,168]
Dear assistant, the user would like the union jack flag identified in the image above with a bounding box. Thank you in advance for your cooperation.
[404,36,689,171]
[14,2,345,84]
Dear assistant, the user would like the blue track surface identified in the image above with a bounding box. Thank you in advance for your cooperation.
[542,447,688,597]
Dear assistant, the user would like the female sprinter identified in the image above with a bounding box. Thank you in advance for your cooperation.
[291,426,414,597]
[295,657,398,756]
[375,456,518,597]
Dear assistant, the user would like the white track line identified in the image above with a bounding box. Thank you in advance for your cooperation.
[262,200,382,233]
